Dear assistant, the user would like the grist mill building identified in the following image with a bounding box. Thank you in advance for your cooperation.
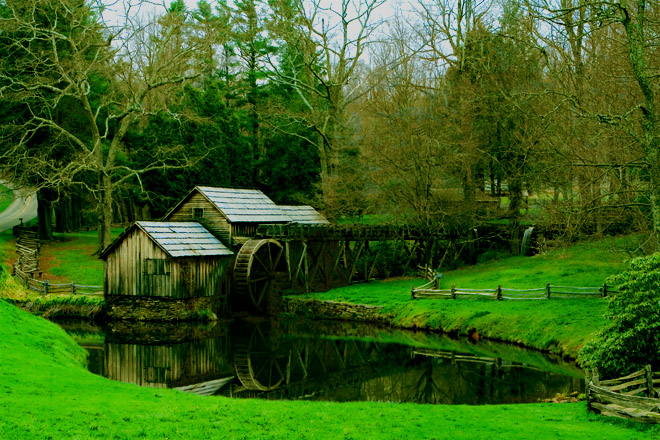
[101,187,329,320]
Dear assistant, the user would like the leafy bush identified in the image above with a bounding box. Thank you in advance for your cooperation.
[579,253,660,378]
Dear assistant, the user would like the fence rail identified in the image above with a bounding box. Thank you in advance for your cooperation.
[587,365,660,424]
[13,267,102,296]
[411,279,615,300]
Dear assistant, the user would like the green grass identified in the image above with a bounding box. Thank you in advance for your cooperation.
[297,235,641,357]
[0,228,124,286]
[0,184,13,213]
[44,230,111,286]
[302,280,607,357]
[439,235,638,289]
[1,300,658,440]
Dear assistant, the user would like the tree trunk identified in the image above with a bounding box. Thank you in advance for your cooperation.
[54,191,82,233]
[36,188,54,240]
[620,2,660,248]
[97,172,113,252]
[508,175,523,255]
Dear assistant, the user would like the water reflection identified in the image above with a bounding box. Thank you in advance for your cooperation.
[63,319,583,405]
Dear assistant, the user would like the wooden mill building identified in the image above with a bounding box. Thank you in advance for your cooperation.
[100,221,234,320]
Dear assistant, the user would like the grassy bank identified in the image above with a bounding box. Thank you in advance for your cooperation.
[1,300,658,439]
[0,185,13,213]
[299,236,641,358]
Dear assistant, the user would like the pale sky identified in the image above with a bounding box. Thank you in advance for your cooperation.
[98,0,410,30]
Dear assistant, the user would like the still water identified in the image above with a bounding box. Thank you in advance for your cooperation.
[62,319,583,405]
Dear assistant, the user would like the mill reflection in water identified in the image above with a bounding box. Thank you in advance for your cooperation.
[70,319,583,405]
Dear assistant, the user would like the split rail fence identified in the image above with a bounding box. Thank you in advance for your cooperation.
[412,279,614,300]
[587,365,660,424]
[13,267,103,296]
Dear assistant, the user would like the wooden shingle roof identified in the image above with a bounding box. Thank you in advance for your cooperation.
[138,222,234,257]
[196,186,291,223]
[100,221,234,259]
[279,205,329,224]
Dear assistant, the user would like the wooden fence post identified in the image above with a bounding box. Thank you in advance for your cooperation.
[72,282,76,295]
[645,364,655,398]
[545,283,551,300]
[496,285,502,301]
[411,284,415,299]
[434,272,442,290]
[451,284,456,299]
[602,283,608,297]
[44,280,49,295]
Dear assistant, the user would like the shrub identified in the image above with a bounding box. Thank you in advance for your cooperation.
[579,253,660,378]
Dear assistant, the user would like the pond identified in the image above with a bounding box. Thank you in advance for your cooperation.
[61,319,583,405]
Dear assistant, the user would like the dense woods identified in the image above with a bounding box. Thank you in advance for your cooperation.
[0,0,659,259]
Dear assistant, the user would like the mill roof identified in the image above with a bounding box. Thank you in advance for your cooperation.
[279,205,330,224]
[195,186,291,223]
[100,221,234,259]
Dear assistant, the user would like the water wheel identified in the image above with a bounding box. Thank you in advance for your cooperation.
[234,238,285,312]
[234,324,289,391]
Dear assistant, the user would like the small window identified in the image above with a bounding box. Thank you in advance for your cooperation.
[193,208,204,219]
[143,259,171,275]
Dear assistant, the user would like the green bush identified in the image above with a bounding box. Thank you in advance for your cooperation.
[579,253,660,378]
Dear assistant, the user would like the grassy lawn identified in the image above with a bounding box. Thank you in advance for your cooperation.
[0,228,123,286]
[298,235,642,358]
[1,299,658,440]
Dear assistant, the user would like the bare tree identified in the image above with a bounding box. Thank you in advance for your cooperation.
[532,0,660,247]
[266,0,385,203]
[0,0,206,250]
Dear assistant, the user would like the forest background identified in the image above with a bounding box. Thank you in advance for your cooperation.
[1,0,659,266]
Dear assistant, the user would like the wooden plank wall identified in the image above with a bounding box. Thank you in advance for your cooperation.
[167,192,233,245]
[104,228,229,298]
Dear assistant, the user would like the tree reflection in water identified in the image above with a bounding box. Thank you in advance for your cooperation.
[61,319,583,404]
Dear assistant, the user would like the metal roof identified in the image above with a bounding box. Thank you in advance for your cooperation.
[137,221,234,258]
[197,186,291,223]
[279,205,330,224]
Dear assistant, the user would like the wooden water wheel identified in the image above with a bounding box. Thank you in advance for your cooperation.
[234,324,289,391]
[234,238,285,311]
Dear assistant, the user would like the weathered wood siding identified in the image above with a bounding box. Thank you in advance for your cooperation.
[166,192,232,244]
[232,223,259,239]
[104,227,229,298]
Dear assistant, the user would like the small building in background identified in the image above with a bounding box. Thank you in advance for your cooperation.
[100,221,234,321]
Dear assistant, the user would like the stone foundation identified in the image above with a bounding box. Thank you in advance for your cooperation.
[281,298,392,324]
[104,295,222,322]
